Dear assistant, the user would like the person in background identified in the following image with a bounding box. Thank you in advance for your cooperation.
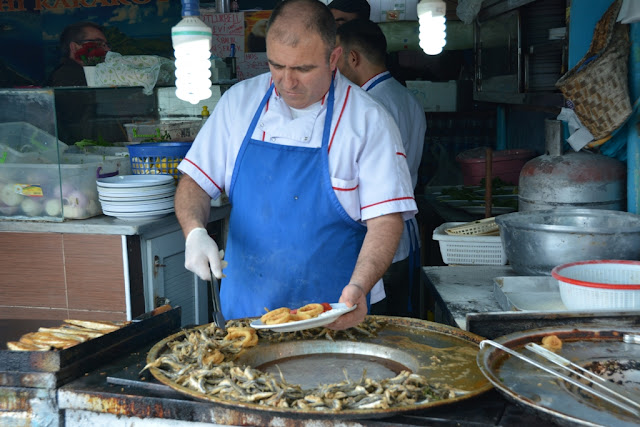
[48,22,110,87]
[175,0,417,330]
[47,22,109,145]
[327,0,371,26]
[337,19,427,318]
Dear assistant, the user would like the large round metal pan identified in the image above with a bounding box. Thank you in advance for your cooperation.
[477,326,640,427]
[147,316,492,420]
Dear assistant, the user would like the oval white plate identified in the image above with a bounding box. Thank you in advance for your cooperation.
[250,303,357,332]
[99,199,175,213]
[97,186,176,197]
[102,207,174,221]
[97,174,175,188]
[99,196,174,207]
[98,190,176,202]
[97,183,175,193]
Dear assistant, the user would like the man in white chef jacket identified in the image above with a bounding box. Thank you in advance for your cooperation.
[175,0,417,330]
[336,19,427,318]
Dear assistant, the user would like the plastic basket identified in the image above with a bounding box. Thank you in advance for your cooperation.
[445,217,499,236]
[433,222,507,265]
[127,142,191,180]
[551,260,640,311]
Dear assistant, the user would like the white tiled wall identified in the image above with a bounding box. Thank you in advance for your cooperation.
[157,86,223,118]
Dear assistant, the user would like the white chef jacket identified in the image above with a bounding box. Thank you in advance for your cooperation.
[362,71,426,263]
[179,69,417,303]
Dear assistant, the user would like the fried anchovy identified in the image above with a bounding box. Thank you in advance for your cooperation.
[149,317,456,411]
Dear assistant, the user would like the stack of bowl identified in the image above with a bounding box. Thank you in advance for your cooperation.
[96,175,176,221]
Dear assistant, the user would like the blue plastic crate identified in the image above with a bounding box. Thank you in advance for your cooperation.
[127,142,191,180]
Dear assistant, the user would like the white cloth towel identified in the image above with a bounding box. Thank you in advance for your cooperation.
[618,0,640,24]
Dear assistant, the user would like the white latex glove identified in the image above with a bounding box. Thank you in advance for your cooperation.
[184,227,227,280]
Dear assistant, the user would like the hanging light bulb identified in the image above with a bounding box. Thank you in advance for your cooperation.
[417,0,447,55]
[172,0,213,105]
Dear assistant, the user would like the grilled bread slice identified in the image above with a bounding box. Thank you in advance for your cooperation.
[7,341,50,351]
[63,319,122,332]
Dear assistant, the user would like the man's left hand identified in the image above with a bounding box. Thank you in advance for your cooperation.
[326,283,368,330]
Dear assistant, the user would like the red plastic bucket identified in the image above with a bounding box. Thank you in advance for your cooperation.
[456,148,536,186]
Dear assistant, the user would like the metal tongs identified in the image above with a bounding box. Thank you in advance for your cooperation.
[210,270,226,332]
[480,340,640,417]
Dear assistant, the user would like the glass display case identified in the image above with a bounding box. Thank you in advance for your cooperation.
[0,84,230,222]
[53,86,158,144]
[0,88,132,222]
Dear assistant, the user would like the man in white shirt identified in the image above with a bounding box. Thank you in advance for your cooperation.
[175,0,417,330]
[337,19,427,318]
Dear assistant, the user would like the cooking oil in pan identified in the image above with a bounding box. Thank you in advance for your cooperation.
[256,353,409,389]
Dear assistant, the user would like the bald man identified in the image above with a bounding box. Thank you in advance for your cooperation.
[176,0,417,329]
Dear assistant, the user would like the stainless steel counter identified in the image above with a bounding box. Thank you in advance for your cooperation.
[421,265,518,330]
[0,204,231,236]
[421,265,640,340]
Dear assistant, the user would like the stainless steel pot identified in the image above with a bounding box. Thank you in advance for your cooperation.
[518,120,626,211]
[495,208,640,275]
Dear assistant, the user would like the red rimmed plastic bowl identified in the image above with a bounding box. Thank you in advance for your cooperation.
[551,260,640,311]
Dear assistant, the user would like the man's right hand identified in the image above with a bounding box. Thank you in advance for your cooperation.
[184,227,224,280]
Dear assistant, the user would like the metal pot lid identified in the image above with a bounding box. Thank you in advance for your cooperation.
[146,316,492,420]
[476,325,640,427]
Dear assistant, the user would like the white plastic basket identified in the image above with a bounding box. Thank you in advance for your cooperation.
[445,217,499,236]
[432,222,507,266]
[552,260,640,311]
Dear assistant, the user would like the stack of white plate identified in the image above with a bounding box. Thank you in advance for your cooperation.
[96,175,176,221]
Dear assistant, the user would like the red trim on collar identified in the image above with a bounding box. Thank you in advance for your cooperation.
[397,152,406,158]
[270,77,278,97]
[262,78,273,141]
[328,86,350,153]
[182,158,223,193]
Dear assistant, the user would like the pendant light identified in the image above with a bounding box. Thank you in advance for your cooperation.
[417,0,447,55]
[172,0,213,104]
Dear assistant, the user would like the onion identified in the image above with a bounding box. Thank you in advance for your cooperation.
[51,182,75,199]
[44,198,62,217]
[86,199,101,216]
[0,184,24,207]
[63,190,89,209]
[0,205,19,215]
[21,198,44,216]
[63,205,83,219]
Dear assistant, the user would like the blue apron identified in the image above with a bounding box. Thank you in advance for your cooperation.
[366,73,420,313]
[220,79,368,319]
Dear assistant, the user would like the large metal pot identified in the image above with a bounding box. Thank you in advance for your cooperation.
[495,208,640,275]
[518,120,626,211]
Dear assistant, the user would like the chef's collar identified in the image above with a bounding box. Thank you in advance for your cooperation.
[361,71,391,91]
[289,100,322,120]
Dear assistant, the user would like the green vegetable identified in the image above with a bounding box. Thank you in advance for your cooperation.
[479,177,516,190]
[441,186,478,201]
[142,130,171,142]
[74,136,112,147]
